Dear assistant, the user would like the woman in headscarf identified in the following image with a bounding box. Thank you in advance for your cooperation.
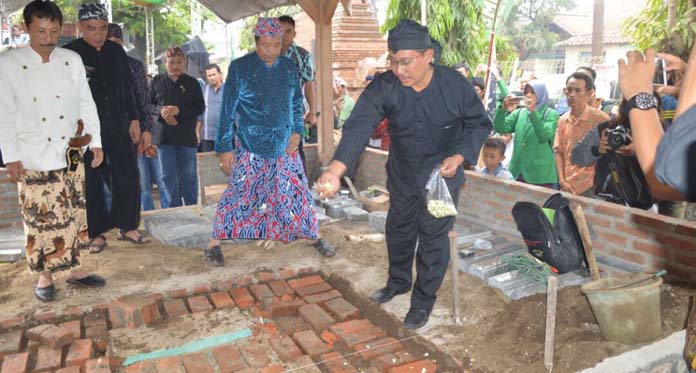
[493,80,560,188]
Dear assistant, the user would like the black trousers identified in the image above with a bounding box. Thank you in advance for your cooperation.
[83,142,141,238]
[385,185,460,310]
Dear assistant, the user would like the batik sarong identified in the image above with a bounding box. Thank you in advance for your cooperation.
[18,157,88,273]
[212,146,318,243]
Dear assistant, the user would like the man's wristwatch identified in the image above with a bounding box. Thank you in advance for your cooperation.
[623,92,658,115]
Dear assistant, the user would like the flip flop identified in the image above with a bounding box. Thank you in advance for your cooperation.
[117,230,150,245]
[86,234,107,254]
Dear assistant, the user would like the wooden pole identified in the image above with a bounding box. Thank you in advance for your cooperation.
[483,0,504,105]
[573,206,600,281]
[449,230,460,325]
[544,276,558,372]
[314,0,339,166]
[591,0,604,61]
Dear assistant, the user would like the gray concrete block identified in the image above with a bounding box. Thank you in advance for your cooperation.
[558,271,590,287]
[0,228,25,263]
[487,270,535,292]
[344,206,368,221]
[325,198,363,219]
[469,256,512,280]
[508,282,547,300]
[369,211,388,233]
[458,243,525,273]
[316,212,330,225]
[314,206,326,215]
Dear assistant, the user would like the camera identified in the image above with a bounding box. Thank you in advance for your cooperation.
[607,125,631,150]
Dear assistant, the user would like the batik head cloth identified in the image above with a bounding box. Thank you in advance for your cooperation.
[107,23,122,39]
[254,17,283,37]
[78,3,108,21]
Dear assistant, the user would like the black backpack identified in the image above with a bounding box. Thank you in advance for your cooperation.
[594,152,653,209]
[511,193,586,273]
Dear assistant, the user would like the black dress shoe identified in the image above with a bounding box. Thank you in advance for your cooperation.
[369,286,410,304]
[66,274,106,288]
[204,246,225,266]
[34,284,56,302]
[312,238,336,257]
[403,308,432,329]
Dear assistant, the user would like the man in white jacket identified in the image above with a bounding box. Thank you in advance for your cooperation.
[0,0,106,302]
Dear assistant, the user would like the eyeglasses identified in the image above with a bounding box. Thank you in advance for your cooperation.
[563,87,585,94]
[387,52,424,68]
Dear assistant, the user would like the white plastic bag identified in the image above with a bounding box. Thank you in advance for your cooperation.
[425,167,457,218]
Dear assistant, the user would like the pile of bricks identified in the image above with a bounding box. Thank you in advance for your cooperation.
[1,270,440,372]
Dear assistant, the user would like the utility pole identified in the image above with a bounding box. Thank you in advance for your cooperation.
[591,0,604,63]
[420,0,426,25]
[145,6,156,74]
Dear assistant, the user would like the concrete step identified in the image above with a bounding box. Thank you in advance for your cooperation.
[0,228,25,263]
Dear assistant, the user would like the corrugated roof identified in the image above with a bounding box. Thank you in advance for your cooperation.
[557,26,631,47]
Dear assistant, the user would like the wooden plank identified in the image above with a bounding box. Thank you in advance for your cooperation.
[544,276,558,372]
[315,5,335,166]
[449,231,461,325]
[572,206,600,281]
[296,0,319,23]
[323,0,340,24]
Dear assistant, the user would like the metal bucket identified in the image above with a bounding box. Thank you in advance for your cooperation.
[581,273,662,344]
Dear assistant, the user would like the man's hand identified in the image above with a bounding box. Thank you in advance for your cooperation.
[129,120,141,144]
[91,148,104,168]
[196,120,202,145]
[440,154,464,178]
[503,95,520,113]
[526,96,537,113]
[599,129,610,154]
[145,145,158,158]
[616,134,636,156]
[137,131,152,154]
[161,106,179,126]
[305,112,317,128]
[317,171,341,199]
[560,180,575,194]
[618,49,656,100]
[656,52,687,75]
[6,161,24,182]
[285,133,301,155]
[219,152,234,176]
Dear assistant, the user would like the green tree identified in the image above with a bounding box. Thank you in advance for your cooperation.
[237,5,301,53]
[500,0,574,59]
[623,0,696,60]
[381,0,488,67]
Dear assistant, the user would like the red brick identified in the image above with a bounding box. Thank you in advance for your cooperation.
[394,351,417,364]
[257,271,275,282]
[339,326,385,348]
[252,306,272,319]
[297,267,314,275]
[303,290,343,304]
[633,240,668,258]
[0,330,23,359]
[594,203,625,218]
[193,283,213,295]
[109,295,161,329]
[230,288,255,309]
[215,279,235,291]
[0,352,29,373]
[124,360,156,373]
[233,276,253,287]
[674,253,696,268]
[665,262,695,281]
[295,282,333,297]
[615,222,651,240]
[323,298,360,321]
[187,296,213,313]
[293,330,332,359]
[320,330,339,347]
[55,367,81,373]
[288,275,324,289]
[655,233,695,251]
[288,355,322,372]
[632,214,676,232]
[676,224,696,237]
[277,269,296,279]
[154,356,185,373]
[0,317,24,330]
[249,284,276,302]
[275,316,311,334]
[33,310,56,323]
[330,319,374,336]
[259,366,284,373]
[209,291,236,309]
[65,339,93,367]
[168,288,188,298]
[235,369,256,373]
[85,357,117,373]
[239,344,271,368]
[269,335,304,361]
[268,280,295,297]
[34,345,62,372]
[85,325,109,352]
[353,337,404,360]
[60,320,82,339]
[266,299,307,317]
[611,249,646,265]
[371,353,401,372]
[389,359,438,373]
[26,324,74,349]
[594,228,627,246]
[163,299,189,317]
[92,303,110,312]
[585,214,612,229]
[181,352,214,373]
[299,304,335,332]
[213,344,247,371]
[26,340,39,356]
[320,352,358,373]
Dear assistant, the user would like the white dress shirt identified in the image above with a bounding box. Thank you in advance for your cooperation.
[0,46,101,171]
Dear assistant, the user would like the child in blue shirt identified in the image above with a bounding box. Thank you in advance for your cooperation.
[478,137,514,179]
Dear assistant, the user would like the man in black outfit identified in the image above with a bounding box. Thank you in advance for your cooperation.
[317,20,491,329]
[65,3,148,249]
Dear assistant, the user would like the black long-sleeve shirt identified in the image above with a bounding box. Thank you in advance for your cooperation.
[333,65,492,195]
[64,39,139,145]
[149,73,205,147]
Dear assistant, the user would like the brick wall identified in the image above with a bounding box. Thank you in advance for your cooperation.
[0,169,21,229]
[352,149,696,283]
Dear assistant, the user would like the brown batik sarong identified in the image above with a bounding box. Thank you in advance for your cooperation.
[18,152,88,273]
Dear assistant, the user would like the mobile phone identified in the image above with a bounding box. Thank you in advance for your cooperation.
[653,58,667,85]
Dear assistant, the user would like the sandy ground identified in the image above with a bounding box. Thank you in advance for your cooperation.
[0,218,692,372]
